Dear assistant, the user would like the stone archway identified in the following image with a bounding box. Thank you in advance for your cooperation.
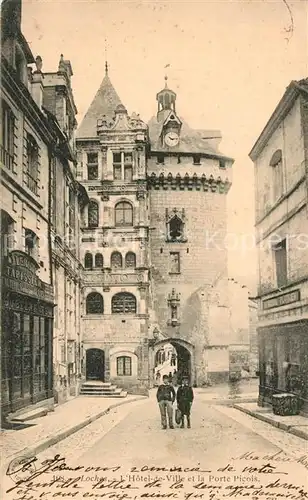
[152,338,195,387]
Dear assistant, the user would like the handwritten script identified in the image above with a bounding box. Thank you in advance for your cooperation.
[3,451,308,500]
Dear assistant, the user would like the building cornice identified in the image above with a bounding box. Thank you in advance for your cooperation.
[147,172,231,193]
[249,83,300,161]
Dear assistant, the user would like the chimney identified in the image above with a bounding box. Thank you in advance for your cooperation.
[31,56,44,110]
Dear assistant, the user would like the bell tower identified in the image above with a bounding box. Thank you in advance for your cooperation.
[156,76,177,121]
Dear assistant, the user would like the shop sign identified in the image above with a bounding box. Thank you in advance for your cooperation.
[2,250,54,303]
[263,289,300,310]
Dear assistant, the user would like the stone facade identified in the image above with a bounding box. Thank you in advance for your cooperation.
[0,0,87,417]
[76,70,234,391]
[1,0,55,417]
[76,66,150,394]
[43,57,89,404]
[250,78,308,414]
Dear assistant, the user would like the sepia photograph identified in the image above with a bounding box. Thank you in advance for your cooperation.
[0,0,307,498]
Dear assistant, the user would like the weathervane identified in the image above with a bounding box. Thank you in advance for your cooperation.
[105,38,108,75]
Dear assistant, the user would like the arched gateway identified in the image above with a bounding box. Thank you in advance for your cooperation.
[152,338,195,386]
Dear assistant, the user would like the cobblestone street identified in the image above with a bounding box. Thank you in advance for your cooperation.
[4,393,306,500]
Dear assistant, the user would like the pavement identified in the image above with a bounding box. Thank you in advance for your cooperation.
[0,394,147,465]
[234,401,308,441]
[4,391,305,500]
[1,377,307,470]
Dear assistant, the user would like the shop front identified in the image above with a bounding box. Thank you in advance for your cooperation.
[258,320,308,414]
[1,251,54,418]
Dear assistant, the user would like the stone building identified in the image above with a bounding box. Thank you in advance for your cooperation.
[249,78,308,413]
[76,64,150,395]
[1,0,54,417]
[42,56,89,403]
[0,0,87,417]
[76,69,233,392]
[147,77,233,386]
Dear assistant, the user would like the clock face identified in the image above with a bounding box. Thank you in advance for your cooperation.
[165,131,179,147]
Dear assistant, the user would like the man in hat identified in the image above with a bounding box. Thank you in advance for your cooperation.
[156,374,176,429]
[176,376,194,428]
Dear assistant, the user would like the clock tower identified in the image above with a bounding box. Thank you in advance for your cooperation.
[156,76,182,148]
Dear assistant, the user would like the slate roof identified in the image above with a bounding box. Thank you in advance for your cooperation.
[148,115,231,159]
[76,73,122,138]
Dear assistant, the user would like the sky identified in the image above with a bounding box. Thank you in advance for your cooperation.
[21,0,308,294]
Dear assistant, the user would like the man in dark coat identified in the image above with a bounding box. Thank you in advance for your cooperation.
[156,375,176,429]
[176,376,194,428]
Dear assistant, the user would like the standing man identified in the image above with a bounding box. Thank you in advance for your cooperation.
[176,376,194,428]
[156,374,176,429]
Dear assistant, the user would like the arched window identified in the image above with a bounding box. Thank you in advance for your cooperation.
[111,292,136,314]
[86,292,104,314]
[84,252,93,269]
[111,251,122,269]
[125,252,136,268]
[169,216,184,241]
[88,200,99,228]
[95,253,104,268]
[270,149,283,201]
[115,201,133,226]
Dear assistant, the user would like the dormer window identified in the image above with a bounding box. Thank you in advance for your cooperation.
[193,155,201,165]
[113,152,133,182]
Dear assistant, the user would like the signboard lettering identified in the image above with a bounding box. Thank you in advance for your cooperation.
[263,289,300,310]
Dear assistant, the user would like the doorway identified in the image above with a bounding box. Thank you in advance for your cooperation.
[86,348,105,381]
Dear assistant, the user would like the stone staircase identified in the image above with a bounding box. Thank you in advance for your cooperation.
[80,381,127,398]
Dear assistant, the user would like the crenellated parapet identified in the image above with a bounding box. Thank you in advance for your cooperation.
[146,172,231,193]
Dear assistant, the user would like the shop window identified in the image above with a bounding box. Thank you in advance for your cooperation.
[286,334,302,394]
[95,253,104,268]
[169,252,180,274]
[111,292,137,314]
[87,152,98,180]
[115,201,133,226]
[125,252,136,268]
[88,200,99,228]
[1,100,15,170]
[86,292,104,314]
[84,253,93,269]
[26,134,39,194]
[25,228,38,260]
[111,251,122,269]
[273,239,287,288]
[270,149,283,202]
[1,210,14,257]
[117,356,132,376]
